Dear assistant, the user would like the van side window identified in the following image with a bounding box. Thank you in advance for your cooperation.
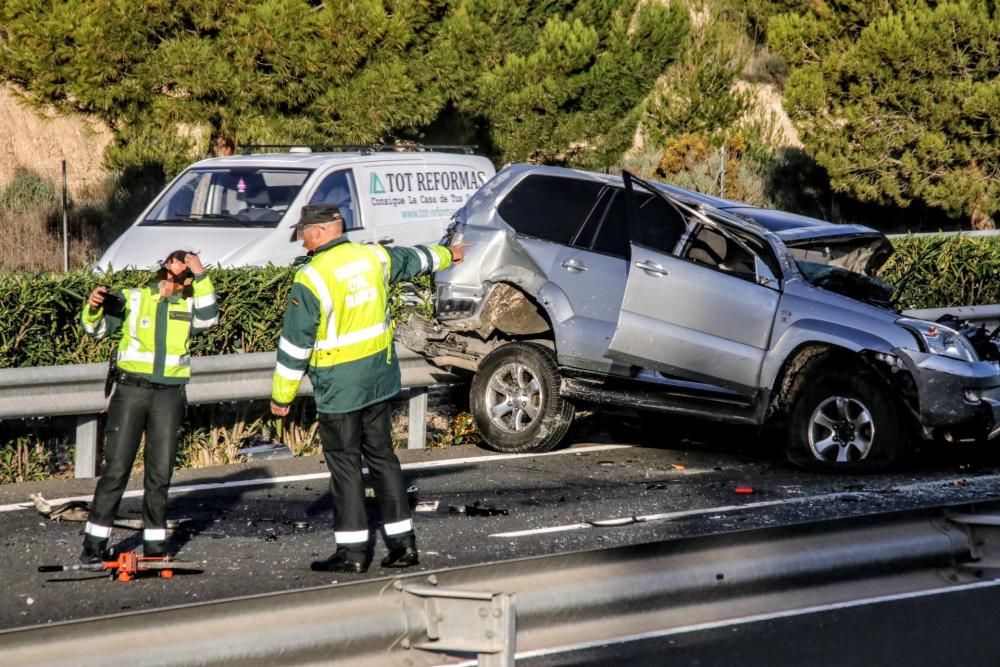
[497,174,605,245]
[309,170,361,230]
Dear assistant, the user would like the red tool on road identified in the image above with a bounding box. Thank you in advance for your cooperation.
[39,551,200,582]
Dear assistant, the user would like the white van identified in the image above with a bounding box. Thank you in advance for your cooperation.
[95,147,496,270]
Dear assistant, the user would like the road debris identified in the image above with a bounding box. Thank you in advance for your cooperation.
[29,493,189,531]
[735,486,754,494]
[415,501,440,513]
[588,515,646,528]
[238,440,293,461]
[450,502,508,516]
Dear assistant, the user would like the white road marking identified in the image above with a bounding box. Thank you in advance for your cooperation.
[442,578,1000,666]
[0,444,632,513]
[489,472,1000,538]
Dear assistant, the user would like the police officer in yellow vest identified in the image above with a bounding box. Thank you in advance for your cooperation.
[270,204,466,573]
[80,250,219,563]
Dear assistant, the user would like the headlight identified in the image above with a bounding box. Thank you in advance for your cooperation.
[896,318,978,363]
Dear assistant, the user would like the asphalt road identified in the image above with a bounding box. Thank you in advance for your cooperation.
[3,414,1000,633]
[523,581,1000,666]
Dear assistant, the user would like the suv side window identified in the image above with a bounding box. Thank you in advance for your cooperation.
[595,188,686,256]
[636,193,686,254]
[683,225,758,282]
[309,169,361,230]
[498,175,605,244]
[588,190,630,259]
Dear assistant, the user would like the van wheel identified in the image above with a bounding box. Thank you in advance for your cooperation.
[470,343,574,453]
[786,369,902,472]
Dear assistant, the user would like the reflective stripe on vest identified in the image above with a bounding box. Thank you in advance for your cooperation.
[115,286,196,379]
[295,243,393,366]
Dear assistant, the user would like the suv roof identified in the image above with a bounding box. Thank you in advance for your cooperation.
[498,164,881,244]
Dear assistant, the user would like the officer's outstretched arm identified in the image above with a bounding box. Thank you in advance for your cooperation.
[385,245,453,284]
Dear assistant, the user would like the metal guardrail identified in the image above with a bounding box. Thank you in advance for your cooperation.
[1,304,996,479]
[903,303,1000,326]
[1,500,996,666]
[0,346,458,479]
[887,229,1000,239]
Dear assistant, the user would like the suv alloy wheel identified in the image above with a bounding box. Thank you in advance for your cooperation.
[786,369,903,472]
[470,343,575,453]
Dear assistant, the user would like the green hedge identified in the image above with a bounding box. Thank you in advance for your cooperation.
[0,234,997,369]
[0,267,430,368]
[880,234,1000,310]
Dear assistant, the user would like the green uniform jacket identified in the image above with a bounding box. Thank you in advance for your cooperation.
[80,275,219,385]
[272,237,452,414]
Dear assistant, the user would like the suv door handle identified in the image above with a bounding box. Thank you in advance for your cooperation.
[378,237,394,244]
[635,260,668,276]
[561,258,588,272]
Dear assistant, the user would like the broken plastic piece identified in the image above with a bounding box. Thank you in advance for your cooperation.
[415,501,440,513]
[735,486,753,494]
[465,504,508,517]
[239,442,293,461]
[588,515,646,527]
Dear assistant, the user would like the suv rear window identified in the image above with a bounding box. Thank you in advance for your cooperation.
[497,175,605,245]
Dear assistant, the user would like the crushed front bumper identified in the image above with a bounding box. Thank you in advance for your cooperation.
[895,349,1000,441]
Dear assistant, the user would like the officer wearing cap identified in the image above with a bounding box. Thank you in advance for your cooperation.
[271,203,467,573]
[79,250,219,562]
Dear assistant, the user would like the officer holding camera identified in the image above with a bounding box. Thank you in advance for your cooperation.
[79,250,218,563]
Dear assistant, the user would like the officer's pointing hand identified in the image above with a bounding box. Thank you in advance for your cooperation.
[270,401,290,417]
[449,242,471,265]
[87,286,108,311]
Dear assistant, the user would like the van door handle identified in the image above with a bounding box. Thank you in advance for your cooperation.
[635,260,668,276]
[378,237,394,244]
[561,258,588,272]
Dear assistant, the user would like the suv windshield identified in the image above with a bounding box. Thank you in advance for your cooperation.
[787,236,895,307]
[141,168,312,228]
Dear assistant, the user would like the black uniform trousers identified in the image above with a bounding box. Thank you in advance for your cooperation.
[317,401,411,553]
[84,379,185,548]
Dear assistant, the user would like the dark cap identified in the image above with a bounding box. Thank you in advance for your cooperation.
[298,204,343,227]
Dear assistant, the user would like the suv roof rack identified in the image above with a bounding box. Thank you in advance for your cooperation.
[237,143,478,156]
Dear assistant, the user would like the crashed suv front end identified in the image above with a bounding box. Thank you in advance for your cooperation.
[406,163,1000,470]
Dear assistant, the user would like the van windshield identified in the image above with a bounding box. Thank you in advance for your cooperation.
[141,168,312,228]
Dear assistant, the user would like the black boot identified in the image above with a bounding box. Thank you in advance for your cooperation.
[80,537,108,565]
[311,548,370,573]
[381,533,419,568]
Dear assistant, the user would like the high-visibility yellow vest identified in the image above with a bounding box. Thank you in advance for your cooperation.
[82,278,218,382]
[296,242,394,368]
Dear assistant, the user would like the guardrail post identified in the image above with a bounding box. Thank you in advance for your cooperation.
[75,415,99,479]
[407,388,428,450]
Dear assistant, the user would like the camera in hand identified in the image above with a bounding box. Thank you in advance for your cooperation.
[102,290,126,316]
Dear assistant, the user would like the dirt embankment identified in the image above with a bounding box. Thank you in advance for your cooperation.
[0,85,112,196]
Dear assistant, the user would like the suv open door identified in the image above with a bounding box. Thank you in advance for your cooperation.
[605,172,782,397]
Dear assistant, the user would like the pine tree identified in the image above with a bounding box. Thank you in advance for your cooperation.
[434,0,689,168]
[0,0,449,173]
[772,1,1000,228]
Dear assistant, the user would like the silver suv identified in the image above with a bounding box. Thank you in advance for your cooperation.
[400,164,1000,471]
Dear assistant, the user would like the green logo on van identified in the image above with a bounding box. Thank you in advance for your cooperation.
[370,174,386,194]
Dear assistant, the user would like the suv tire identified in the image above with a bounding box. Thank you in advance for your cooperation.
[786,369,902,472]
[470,342,575,453]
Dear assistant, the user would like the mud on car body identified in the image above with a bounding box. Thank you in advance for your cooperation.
[399,164,1000,471]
